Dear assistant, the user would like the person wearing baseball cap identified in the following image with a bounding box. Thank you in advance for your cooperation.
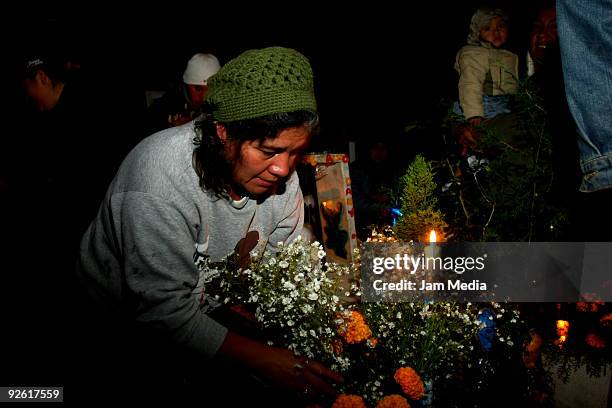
[145,53,221,134]
[182,53,221,111]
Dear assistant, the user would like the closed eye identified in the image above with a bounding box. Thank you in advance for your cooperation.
[258,148,278,158]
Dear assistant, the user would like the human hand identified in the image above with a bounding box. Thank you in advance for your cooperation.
[468,116,483,126]
[219,331,343,399]
[458,125,480,156]
[250,347,343,399]
[234,230,260,269]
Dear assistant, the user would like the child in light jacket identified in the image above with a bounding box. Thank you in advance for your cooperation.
[454,8,519,127]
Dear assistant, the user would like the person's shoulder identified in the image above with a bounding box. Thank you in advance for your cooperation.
[281,171,301,196]
[134,122,196,169]
[456,46,489,68]
[113,122,198,194]
[287,171,300,190]
[254,171,301,221]
[458,45,488,58]
[263,171,302,207]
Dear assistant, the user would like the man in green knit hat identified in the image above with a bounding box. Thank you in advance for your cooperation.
[75,47,341,404]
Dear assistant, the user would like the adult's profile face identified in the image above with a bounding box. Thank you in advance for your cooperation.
[186,84,208,110]
[22,70,56,111]
[220,125,312,197]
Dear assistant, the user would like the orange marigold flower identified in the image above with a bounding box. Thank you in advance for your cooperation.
[576,302,589,312]
[367,337,379,348]
[600,313,612,326]
[376,394,411,408]
[331,394,367,408]
[577,301,602,312]
[523,332,543,368]
[585,333,606,349]
[394,367,425,400]
[526,332,543,353]
[338,311,372,344]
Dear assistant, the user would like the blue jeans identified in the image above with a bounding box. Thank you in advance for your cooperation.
[558,0,612,192]
[452,95,512,120]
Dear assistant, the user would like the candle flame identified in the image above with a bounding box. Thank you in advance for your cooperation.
[428,230,437,243]
[555,320,569,347]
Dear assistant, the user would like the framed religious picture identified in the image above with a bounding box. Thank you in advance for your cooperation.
[301,153,358,264]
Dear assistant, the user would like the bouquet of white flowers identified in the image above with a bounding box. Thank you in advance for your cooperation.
[198,237,531,407]
[200,237,360,369]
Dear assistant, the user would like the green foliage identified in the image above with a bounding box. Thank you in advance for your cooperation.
[394,155,448,241]
[439,79,570,241]
[199,238,536,406]
[395,209,448,243]
[399,155,438,215]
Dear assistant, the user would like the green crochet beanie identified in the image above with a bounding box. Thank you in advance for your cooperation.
[205,46,317,122]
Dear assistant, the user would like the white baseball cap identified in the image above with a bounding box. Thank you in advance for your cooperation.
[182,53,221,86]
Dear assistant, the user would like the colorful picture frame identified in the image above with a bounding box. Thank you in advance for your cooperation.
[302,153,358,263]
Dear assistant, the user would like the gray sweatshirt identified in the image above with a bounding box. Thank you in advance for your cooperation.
[77,121,304,358]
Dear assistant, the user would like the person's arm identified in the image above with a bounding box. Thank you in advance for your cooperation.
[111,191,228,358]
[217,330,342,397]
[113,190,342,396]
[495,50,519,94]
[457,47,488,121]
[237,175,343,395]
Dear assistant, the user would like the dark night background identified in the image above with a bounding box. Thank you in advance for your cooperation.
[3,0,564,399]
[7,1,546,155]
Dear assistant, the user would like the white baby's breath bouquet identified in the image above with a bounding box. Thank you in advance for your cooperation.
[199,236,361,371]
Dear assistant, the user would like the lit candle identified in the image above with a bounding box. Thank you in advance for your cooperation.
[429,230,437,244]
[424,229,440,267]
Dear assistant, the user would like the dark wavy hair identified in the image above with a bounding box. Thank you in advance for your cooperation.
[192,107,319,199]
